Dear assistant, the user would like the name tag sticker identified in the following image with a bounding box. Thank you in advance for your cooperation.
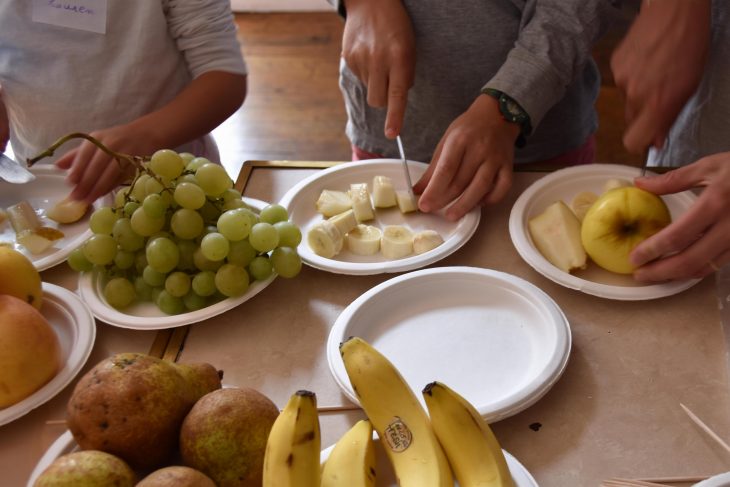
[32,0,107,34]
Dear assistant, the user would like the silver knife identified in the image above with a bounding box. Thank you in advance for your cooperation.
[395,135,415,200]
[0,153,35,184]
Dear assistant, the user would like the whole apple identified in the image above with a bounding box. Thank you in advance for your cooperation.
[581,186,671,274]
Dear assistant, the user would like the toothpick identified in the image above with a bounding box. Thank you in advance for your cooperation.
[680,403,730,455]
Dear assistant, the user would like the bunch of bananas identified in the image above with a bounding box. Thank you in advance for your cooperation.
[262,337,515,487]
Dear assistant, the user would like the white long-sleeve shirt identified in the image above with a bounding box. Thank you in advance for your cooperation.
[0,0,247,164]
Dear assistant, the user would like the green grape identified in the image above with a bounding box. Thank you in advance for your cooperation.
[143,265,167,287]
[131,174,151,201]
[150,149,185,180]
[222,198,247,211]
[165,271,191,298]
[144,176,165,196]
[134,250,148,273]
[248,256,273,281]
[113,249,135,270]
[103,277,136,309]
[215,264,249,297]
[259,204,289,224]
[113,218,144,252]
[239,208,259,226]
[142,193,169,218]
[89,207,119,235]
[177,174,198,185]
[186,156,211,173]
[68,247,93,272]
[174,181,206,210]
[114,186,131,208]
[198,200,222,224]
[193,247,223,272]
[217,209,251,241]
[249,222,279,252]
[147,231,173,245]
[192,270,217,297]
[130,207,165,236]
[151,286,164,303]
[123,201,140,218]
[271,246,302,278]
[226,239,257,267]
[134,276,154,301]
[201,232,230,261]
[195,163,232,197]
[274,221,302,248]
[221,188,242,203]
[183,291,206,311]
[146,237,180,273]
[156,290,184,315]
[176,239,197,271]
[171,208,204,240]
[179,152,195,164]
[83,234,117,266]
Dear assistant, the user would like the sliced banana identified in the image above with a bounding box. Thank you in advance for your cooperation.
[316,189,352,217]
[328,209,358,236]
[349,183,375,222]
[395,190,418,214]
[380,225,414,260]
[372,175,397,208]
[307,220,344,258]
[346,224,382,256]
[413,230,444,254]
[602,178,631,193]
[570,191,599,222]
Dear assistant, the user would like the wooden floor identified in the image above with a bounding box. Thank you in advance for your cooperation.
[213,11,643,179]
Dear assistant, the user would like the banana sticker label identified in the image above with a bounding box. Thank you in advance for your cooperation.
[383,417,412,452]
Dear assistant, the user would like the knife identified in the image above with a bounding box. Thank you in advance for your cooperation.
[0,153,35,183]
[395,135,415,200]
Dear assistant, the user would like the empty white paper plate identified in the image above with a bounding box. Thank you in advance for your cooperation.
[327,266,571,422]
[509,164,701,300]
[320,434,539,487]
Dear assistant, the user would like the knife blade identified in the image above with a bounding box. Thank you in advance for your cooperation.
[395,135,415,200]
[0,153,35,184]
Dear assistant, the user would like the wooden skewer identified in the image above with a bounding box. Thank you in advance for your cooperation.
[680,403,730,456]
[635,476,710,484]
[602,478,671,487]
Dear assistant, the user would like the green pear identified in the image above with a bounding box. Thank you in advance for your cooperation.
[136,466,216,487]
[66,353,221,470]
[179,387,279,487]
[33,450,135,487]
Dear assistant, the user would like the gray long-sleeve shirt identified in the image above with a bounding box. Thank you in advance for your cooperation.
[331,0,619,164]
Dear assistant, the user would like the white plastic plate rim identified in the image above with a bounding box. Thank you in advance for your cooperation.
[279,159,480,275]
[319,434,539,487]
[27,430,76,487]
[326,266,571,422]
[76,197,277,330]
[509,163,701,300]
[0,283,96,427]
[0,165,114,271]
[695,473,730,487]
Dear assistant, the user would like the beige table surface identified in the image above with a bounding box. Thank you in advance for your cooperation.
[3,166,730,487]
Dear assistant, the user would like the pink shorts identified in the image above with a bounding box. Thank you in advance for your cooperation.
[351,135,596,166]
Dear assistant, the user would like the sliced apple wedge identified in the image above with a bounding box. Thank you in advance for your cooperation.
[528,201,587,273]
[46,197,89,224]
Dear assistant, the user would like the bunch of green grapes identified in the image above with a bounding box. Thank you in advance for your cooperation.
[67,149,303,315]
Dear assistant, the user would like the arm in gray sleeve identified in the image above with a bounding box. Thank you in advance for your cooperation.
[485,0,620,129]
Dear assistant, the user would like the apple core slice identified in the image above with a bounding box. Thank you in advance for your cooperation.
[528,201,587,273]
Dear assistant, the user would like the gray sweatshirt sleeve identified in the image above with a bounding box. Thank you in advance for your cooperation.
[485,0,619,130]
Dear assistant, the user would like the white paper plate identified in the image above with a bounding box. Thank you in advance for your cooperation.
[279,159,480,275]
[0,165,113,271]
[696,473,730,487]
[320,434,539,487]
[0,283,96,426]
[27,430,77,486]
[509,164,701,300]
[76,198,276,330]
[327,266,571,422]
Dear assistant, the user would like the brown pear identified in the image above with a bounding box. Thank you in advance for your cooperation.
[66,353,221,470]
[136,466,216,487]
[33,450,135,487]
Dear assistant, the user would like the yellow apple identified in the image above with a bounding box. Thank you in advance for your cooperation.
[0,247,43,308]
[580,186,671,274]
[0,294,61,408]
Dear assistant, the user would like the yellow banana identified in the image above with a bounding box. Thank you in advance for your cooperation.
[262,390,321,487]
[422,382,515,487]
[339,337,453,487]
[321,419,376,487]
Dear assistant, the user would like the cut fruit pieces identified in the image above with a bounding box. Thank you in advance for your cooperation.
[349,183,375,222]
[528,200,587,273]
[307,220,344,258]
[380,225,414,260]
[372,175,397,208]
[316,189,352,217]
[602,178,632,193]
[570,191,599,222]
[46,197,89,224]
[7,201,41,234]
[413,230,444,255]
[395,190,418,214]
[328,209,358,237]
[16,229,61,255]
[346,224,382,256]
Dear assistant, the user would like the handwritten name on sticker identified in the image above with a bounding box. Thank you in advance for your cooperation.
[32,0,107,34]
[47,1,95,15]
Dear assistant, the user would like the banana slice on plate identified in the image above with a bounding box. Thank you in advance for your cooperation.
[307,220,344,258]
[346,224,382,256]
[381,225,414,260]
[413,230,444,255]
[328,209,358,237]
[349,183,375,222]
[569,191,599,222]
[395,190,418,214]
[602,178,632,193]
[372,175,397,208]
[316,189,352,217]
